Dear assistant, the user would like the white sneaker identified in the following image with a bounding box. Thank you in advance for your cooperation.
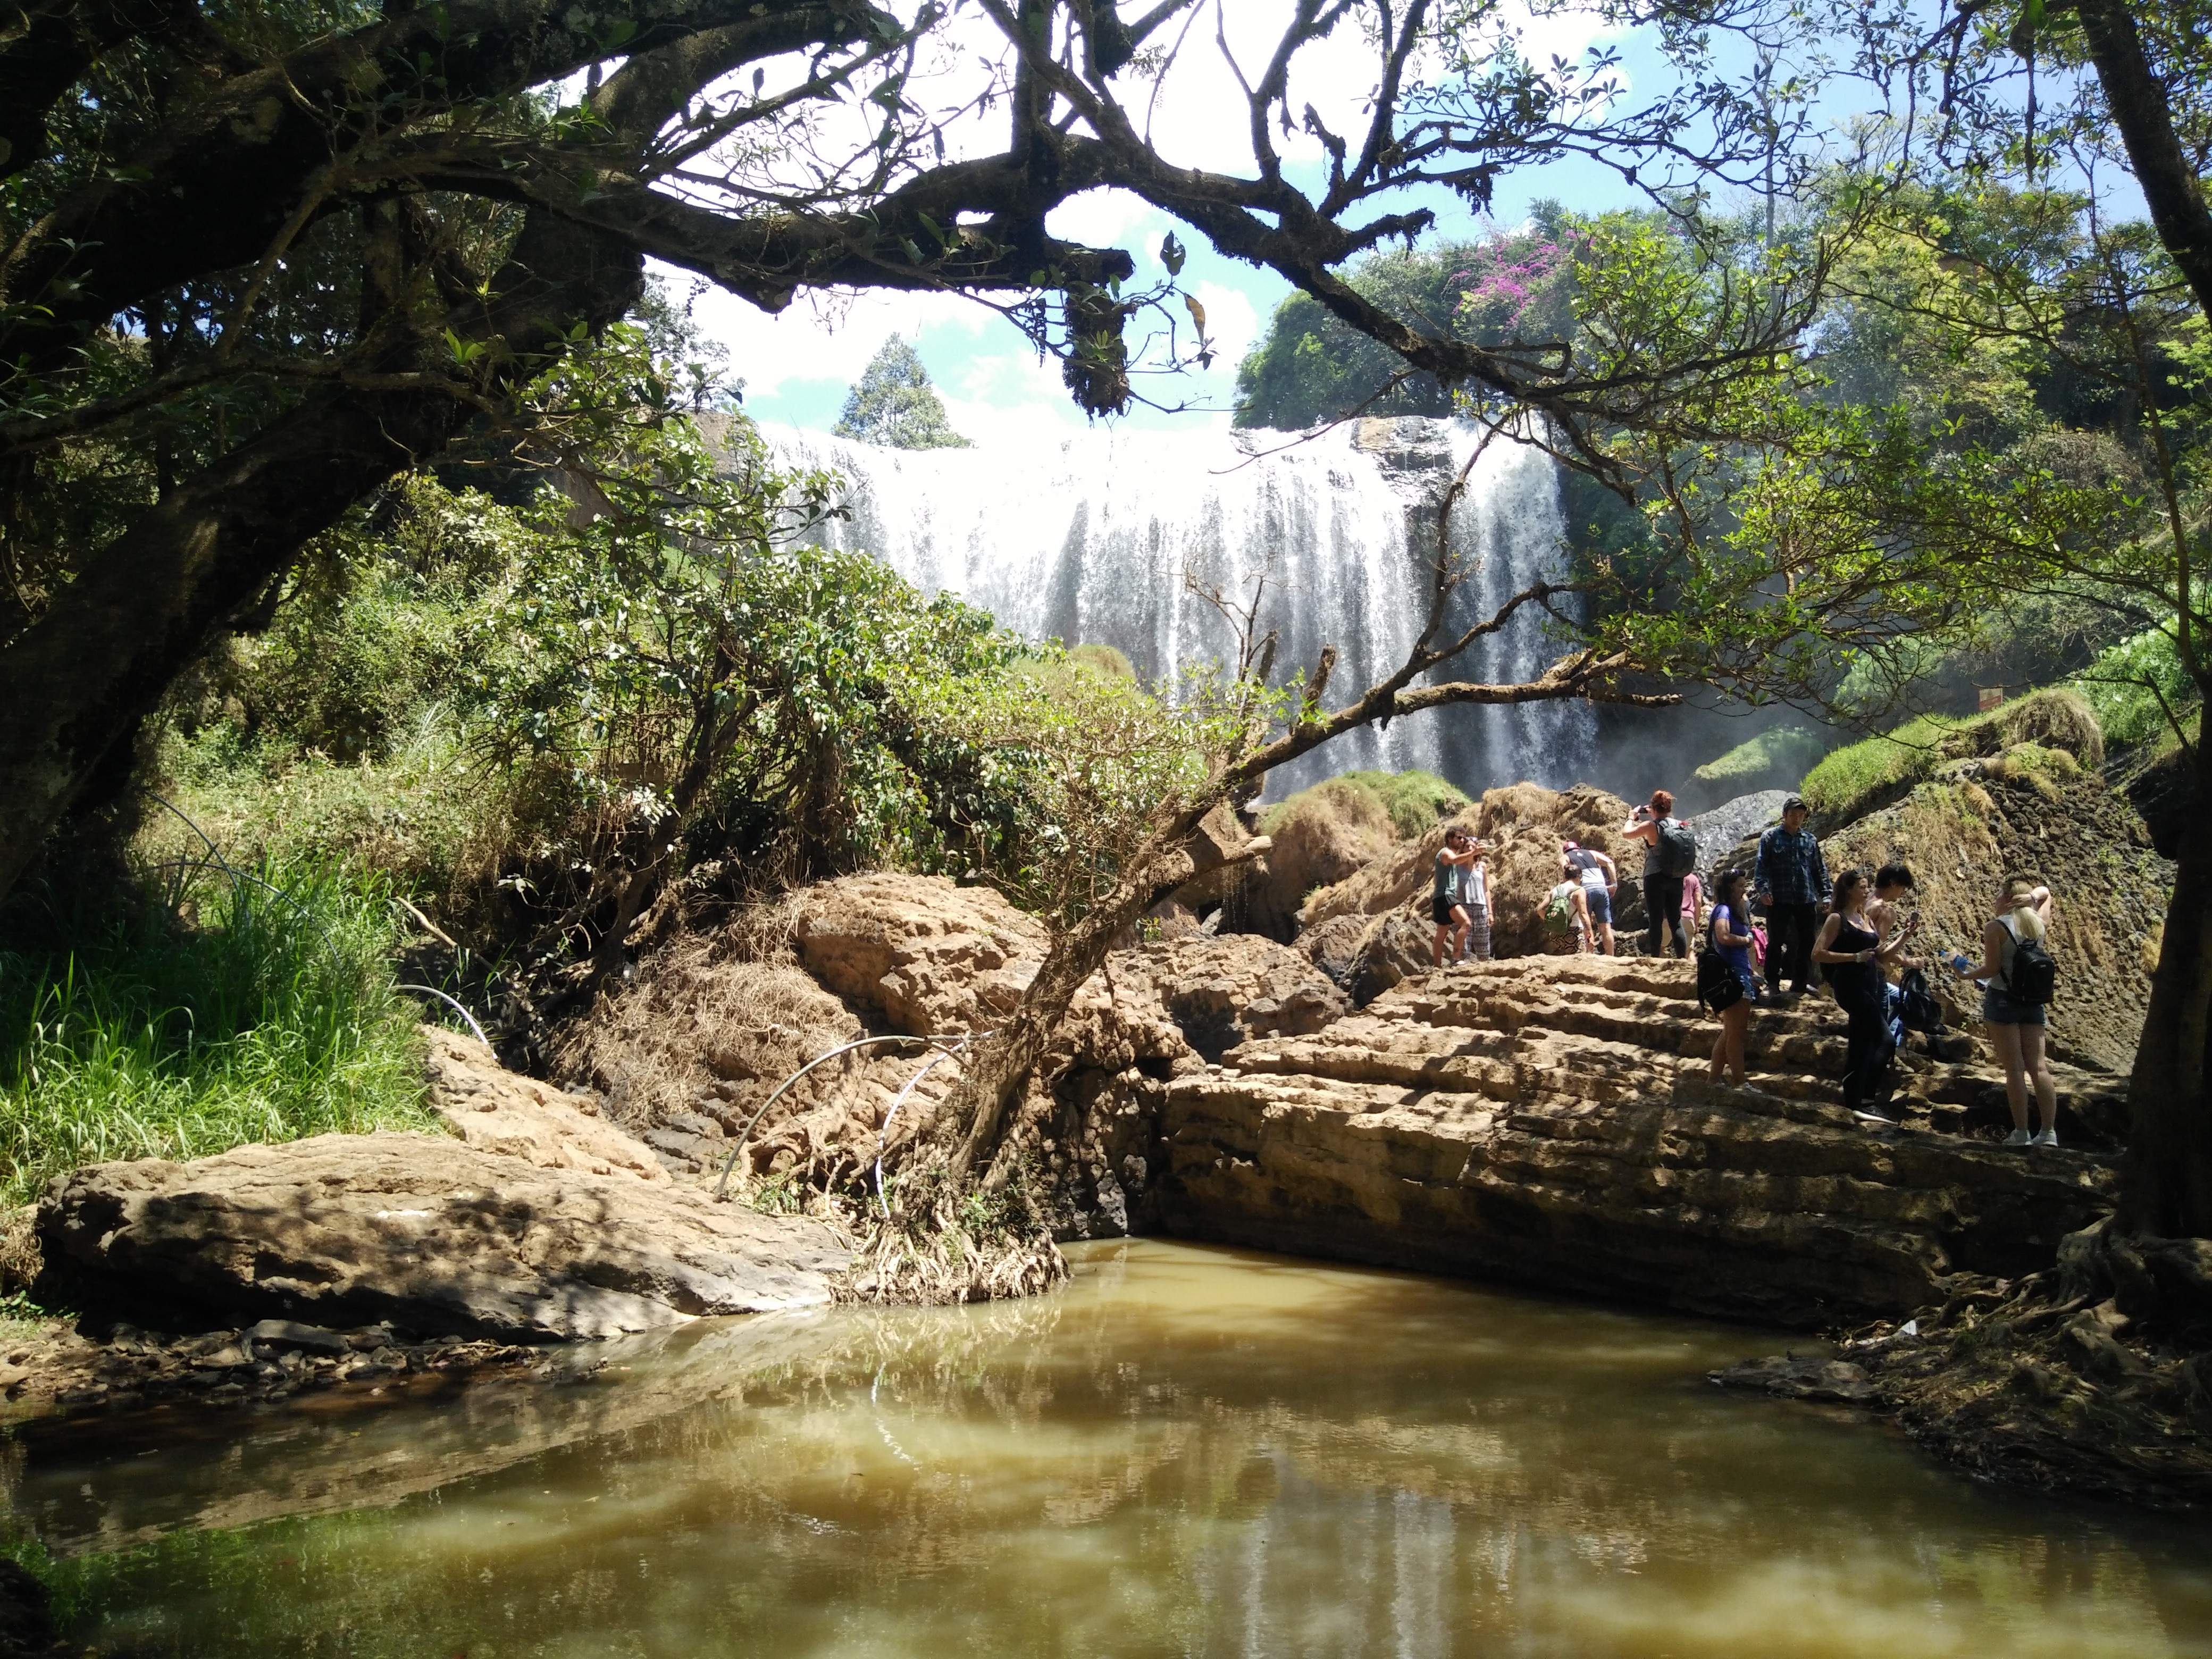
[2002,1128,2033,1147]
[2032,1128,2060,1148]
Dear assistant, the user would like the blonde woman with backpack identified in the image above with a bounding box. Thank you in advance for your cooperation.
[1951,875,2059,1147]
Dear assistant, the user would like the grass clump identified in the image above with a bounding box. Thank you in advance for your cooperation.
[0,861,438,1208]
[1691,724,1827,793]
[1268,769,1469,841]
[1801,688,2104,827]
[1800,714,1962,825]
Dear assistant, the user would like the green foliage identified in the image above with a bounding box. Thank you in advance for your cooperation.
[458,386,1032,889]
[1692,725,1829,792]
[2074,623,2203,749]
[909,646,1226,923]
[1233,226,1579,429]
[148,713,485,913]
[1800,714,1965,825]
[1799,689,2105,825]
[0,860,436,1208]
[835,336,971,449]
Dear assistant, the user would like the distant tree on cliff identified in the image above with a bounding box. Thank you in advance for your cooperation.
[836,338,973,450]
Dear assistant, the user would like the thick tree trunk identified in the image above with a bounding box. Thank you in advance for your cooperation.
[0,214,642,903]
[2069,0,2212,1238]
[2121,735,2212,1237]
[2073,0,2212,327]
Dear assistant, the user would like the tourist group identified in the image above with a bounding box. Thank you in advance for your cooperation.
[1428,791,2061,1146]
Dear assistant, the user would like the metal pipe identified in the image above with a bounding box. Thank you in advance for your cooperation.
[874,1038,980,1217]
[395,984,492,1046]
[713,1035,930,1201]
[711,1030,991,1202]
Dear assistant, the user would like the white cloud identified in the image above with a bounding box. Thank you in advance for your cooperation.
[1190,281,1258,366]
[674,269,989,398]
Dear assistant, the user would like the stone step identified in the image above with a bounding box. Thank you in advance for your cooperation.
[1159,955,2122,1328]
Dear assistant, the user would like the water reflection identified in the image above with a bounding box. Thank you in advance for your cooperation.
[8,1241,2209,1657]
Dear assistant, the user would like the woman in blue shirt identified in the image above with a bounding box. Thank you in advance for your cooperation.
[1706,869,1759,1088]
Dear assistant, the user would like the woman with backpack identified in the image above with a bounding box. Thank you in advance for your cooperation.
[1705,869,1759,1088]
[1809,869,1896,1125]
[1622,790,1697,958]
[1952,876,2059,1147]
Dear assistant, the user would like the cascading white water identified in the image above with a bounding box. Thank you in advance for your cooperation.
[758,417,1596,796]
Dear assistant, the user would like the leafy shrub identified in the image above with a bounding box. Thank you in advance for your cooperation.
[0,860,436,1207]
[149,713,485,918]
[2074,623,2200,749]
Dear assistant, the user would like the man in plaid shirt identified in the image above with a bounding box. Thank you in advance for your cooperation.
[1755,795,1831,1003]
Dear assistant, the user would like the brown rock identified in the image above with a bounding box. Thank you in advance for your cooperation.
[1245,780,1399,938]
[421,1026,669,1184]
[793,872,1048,1034]
[1302,783,1641,958]
[35,1133,849,1340]
[1821,772,2173,1075]
[1158,956,2121,1327]
[1104,934,1350,1063]
[1298,912,1372,985]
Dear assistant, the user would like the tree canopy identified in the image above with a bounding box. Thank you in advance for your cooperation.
[835,336,971,449]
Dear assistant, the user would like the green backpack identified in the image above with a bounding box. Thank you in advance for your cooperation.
[1543,886,1579,935]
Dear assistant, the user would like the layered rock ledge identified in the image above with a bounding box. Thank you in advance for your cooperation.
[1156,957,2123,1327]
[35,1132,849,1341]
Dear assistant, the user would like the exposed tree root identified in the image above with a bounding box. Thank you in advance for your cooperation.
[1836,1220,2212,1509]
[831,1155,1068,1308]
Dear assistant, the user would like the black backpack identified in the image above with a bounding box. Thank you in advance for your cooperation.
[2004,919,2058,1004]
[1696,910,1745,1014]
[1896,966,1946,1033]
[1654,818,1698,877]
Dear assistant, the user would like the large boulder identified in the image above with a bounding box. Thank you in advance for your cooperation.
[793,872,1048,1034]
[35,1133,849,1340]
[1302,782,1641,957]
[1238,780,1400,939]
[1822,769,2173,1074]
[1107,934,1349,1063]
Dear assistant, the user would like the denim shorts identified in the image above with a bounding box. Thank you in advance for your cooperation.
[1982,985,2048,1027]
[1584,885,1611,925]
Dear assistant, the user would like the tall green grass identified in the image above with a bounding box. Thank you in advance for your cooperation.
[0,861,437,1207]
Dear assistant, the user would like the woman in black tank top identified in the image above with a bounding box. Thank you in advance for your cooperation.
[1812,870,1895,1122]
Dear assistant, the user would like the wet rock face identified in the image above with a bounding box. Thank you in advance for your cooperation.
[1154,957,2122,1328]
[34,1133,849,1340]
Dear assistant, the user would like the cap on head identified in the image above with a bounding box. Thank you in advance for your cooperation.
[1782,795,1807,814]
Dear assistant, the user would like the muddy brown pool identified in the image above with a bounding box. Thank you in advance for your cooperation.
[8,1240,2209,1656]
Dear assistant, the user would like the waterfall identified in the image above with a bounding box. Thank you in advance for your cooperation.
[751,416,1596,797]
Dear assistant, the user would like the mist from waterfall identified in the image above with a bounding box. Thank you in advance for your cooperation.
[758,418,1595,797]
